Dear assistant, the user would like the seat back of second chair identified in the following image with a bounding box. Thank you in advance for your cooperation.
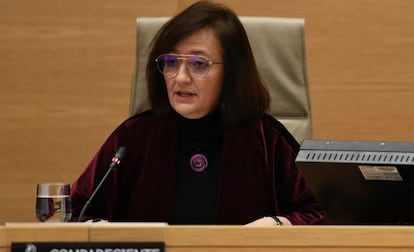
[130,17,312,144]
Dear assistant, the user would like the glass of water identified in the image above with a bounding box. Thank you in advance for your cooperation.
[36,183,72,222]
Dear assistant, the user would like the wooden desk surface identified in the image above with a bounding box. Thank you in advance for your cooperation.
[5,223,89,243]
[0,226,5,252]
[163,225,414,247]
[2,223,414,252]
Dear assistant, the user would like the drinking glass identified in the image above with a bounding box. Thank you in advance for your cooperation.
[36,183,72,222]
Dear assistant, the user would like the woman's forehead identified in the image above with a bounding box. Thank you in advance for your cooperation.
[171,29,223,59]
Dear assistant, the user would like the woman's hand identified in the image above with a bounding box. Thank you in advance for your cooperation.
[245,216,291,226]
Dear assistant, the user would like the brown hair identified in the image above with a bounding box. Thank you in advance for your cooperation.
[146,0,270,126]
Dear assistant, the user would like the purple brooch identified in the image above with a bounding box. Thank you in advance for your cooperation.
[190,153,208,172]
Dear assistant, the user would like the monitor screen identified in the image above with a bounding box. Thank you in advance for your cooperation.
[296,139,414,225]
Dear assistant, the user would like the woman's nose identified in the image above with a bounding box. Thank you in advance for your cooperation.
[174,62,191,81]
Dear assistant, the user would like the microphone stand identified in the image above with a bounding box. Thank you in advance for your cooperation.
[77,146,126,222]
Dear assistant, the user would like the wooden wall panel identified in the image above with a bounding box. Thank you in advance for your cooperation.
[0,0,179,223]
[1,0,413,223]
[305,0,414,141]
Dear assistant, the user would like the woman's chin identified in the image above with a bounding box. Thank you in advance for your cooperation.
[174,108,206,119]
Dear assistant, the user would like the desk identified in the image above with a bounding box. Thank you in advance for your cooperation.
[0,226,5,252]
[2,223,414,251]
[4,223,88,252]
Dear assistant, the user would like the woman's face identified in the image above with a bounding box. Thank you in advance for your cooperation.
[163,28,224,119]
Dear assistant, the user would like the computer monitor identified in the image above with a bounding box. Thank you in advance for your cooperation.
[296,139,414,225]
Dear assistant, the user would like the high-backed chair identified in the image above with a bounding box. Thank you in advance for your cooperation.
[129,17,312,144]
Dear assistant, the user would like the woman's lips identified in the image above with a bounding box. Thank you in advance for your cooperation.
[177,91,196,97]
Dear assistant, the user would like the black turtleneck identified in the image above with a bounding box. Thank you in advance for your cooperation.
[172,110,223,224]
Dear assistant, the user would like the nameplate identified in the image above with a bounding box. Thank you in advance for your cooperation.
[11,242,165,252]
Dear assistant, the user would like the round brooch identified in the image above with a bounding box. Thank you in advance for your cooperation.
[189,153,208,172]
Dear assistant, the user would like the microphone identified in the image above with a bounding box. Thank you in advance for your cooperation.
[77,146,127,222]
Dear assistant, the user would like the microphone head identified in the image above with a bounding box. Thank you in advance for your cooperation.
[110,146,127,170]
[115,146,127,159]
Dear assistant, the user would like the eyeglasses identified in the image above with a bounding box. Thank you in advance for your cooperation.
[155,54,223,78]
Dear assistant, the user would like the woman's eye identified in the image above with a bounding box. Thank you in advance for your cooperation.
[165,59,178,67]
[190,58,208,69]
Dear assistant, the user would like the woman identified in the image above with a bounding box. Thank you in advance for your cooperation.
[70,0,326,225]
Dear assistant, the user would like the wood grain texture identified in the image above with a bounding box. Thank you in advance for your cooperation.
[3,224,414,252]
[5,223,88,243]
[1,0,414,223]
[0,227,5,251]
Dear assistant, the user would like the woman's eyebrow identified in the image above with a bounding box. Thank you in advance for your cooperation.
[170,49,210,57]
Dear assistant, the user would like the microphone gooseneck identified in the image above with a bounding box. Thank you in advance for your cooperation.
[77,146,127,222]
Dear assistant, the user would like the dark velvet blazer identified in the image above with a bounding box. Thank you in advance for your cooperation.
[70,110,326,224]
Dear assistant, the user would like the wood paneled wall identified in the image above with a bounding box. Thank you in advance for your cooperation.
[1,0,413,224]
